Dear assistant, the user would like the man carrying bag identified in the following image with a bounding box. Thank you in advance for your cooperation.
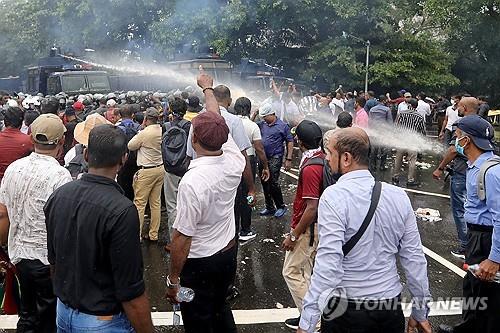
[297,127,432,333]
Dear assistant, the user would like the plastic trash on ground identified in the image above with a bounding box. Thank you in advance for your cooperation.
[415,208,442,222]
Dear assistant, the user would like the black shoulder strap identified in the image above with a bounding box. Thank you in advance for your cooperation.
[342,181,382,257]
[299,156,324,178]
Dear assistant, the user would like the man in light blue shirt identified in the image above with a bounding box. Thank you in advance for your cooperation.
[439,115,500,333]
[298,127,431,333]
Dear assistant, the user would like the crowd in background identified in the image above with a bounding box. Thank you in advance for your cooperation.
[0,74,498,333]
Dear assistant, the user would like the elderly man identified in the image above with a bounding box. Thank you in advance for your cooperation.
[0,114,72,332]
[128,108,164,241]
[166,73,245,333]
[298,127,431,333]
[438,116,500,333]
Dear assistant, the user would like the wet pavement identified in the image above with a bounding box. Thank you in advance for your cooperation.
[141,148,467,332]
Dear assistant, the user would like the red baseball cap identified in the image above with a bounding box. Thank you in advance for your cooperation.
[72,101,84,111]
[192,112,229,151]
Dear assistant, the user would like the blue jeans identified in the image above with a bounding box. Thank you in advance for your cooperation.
[450,173,468,251]
[56,299,134,332]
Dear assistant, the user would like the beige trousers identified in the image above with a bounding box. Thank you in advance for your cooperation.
[133,166,164,240]
[282,224,319,313]
[393,150,418,182]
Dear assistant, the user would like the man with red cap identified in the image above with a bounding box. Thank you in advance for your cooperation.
[166,73,245,333]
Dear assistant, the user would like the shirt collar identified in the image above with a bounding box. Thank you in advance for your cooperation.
[188,154,224,170]
[300,148,322,168]
[30,152,60,165]
[81,173,125,194]
[467,151,495,169]
[337,169,373,183]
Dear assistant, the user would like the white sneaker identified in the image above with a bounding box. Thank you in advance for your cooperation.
[239,231,257,241]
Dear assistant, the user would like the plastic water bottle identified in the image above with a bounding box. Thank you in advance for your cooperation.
[177,287,195,302]
[463,264,500,283]
[172,287,195,326]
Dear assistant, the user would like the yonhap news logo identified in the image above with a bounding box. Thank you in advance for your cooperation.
[319,288,349,321]
[318,288,489,322]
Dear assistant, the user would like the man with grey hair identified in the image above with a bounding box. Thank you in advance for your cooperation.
[297,127,431,333]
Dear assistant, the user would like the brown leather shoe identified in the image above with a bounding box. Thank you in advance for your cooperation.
[164,244,171,252]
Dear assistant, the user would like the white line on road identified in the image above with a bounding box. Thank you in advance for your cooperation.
[0,302,462,329]
[283,168,451,199]
[280,169,463,278]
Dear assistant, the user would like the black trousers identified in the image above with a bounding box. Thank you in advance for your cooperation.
[454,224,500,333]
[117,160,139,201]
[234,156,257,235]
[15,259,56,333]
[321,298,405,333]
[180,245,237,333]
[259,156,285,210]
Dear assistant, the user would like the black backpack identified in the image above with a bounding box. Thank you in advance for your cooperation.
[162,119,191,177]
[300,156,339,194]
[66,144,88,179]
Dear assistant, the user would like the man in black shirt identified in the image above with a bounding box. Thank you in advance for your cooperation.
[44,125,153,333]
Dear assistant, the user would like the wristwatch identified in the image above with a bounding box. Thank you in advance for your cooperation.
[289,233,297,242]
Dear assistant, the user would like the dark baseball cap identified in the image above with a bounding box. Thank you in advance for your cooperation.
[295,120,323,148]
[456,115,495,151]
[187,96,203,112]
[192,112,229,151]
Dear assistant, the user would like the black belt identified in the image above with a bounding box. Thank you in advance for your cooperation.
[467,223,493,232]
[337,295,402,310]
[140,164,162,169]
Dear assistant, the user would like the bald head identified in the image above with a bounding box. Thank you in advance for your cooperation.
[213,85,232,107]
[458,97,479,117]
[327,127,370,167]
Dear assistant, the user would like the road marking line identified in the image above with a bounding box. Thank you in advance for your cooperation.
[282,170,451,199]
[0,302,462,328]
[423,246,466,278]
[281,169,464,278]
[403,188,450,199]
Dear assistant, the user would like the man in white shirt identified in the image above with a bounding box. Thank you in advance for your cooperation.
[397,92,412,113]
[166,73,245,333]
[439,95,461,145]
[417,92,432,121]
[233,97,270,241]
[0,114,72,332]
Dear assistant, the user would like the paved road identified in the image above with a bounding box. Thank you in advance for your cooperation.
[141,150,466,332]
[0,149,467,332]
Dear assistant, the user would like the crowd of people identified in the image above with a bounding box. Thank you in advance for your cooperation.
[0,71,498,333]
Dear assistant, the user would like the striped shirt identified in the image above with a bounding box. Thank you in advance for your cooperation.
[395,108,426,135]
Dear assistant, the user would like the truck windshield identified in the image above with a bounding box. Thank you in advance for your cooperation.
[61,75,87,92]
[87,75,111,91]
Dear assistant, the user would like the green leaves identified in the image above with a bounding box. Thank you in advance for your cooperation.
[1,0,498,101]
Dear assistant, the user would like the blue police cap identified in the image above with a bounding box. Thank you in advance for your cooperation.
[456,115,495,151]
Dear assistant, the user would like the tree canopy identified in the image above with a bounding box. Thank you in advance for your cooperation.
[0,0,499,101]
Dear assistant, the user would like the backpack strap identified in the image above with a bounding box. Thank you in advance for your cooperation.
[299,156,324,247]
[299,157,324,178]
[477,155,500,201]
[342,181,382,257]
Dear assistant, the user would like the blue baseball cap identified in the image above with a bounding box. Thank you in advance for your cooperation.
[456,115,495,151]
